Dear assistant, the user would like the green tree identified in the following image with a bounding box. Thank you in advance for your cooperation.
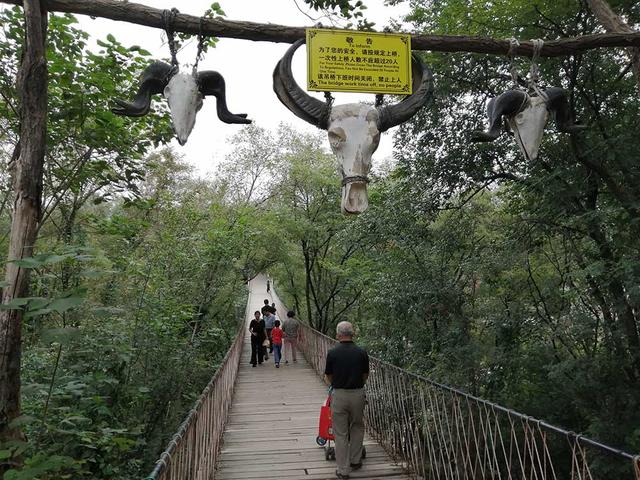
[269,126,368,333]
[350,0,640,456]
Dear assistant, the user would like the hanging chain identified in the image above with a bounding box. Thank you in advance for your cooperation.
[193,17,207,74]
[318,91,334,128]
[162,8,180,68]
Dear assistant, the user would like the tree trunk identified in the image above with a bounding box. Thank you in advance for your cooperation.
[587,0,640,85]
[0,0,48,468]
[302,241,314,330]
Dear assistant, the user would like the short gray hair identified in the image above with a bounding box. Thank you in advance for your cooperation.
[336,321,354,338]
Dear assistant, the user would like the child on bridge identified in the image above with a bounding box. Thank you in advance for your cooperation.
[271,320,283,368]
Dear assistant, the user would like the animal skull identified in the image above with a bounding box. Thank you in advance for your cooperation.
[273,39,434,214]
[471,87,585,160]
[328,104,380,213]
[112,61,251,145]
[507,96,548,161]
[164,73,204,146]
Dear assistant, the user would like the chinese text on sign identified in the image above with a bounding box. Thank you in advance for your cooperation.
[306,29,412,95]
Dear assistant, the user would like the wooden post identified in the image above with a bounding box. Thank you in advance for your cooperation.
[0,0,48,468]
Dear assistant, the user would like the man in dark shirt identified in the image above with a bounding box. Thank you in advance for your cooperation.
[324,321,369,479]
[248,310,265,367]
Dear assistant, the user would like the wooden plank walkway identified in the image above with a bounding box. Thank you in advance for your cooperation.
[215,276,410,480]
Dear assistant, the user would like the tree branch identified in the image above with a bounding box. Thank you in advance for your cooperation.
[586,0,640,85]
[2,0,640,56]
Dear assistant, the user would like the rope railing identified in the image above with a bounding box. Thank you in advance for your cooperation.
[296,321,640,480]
[144,295,248,480]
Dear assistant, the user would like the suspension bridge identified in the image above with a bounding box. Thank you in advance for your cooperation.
[145,275,640,480]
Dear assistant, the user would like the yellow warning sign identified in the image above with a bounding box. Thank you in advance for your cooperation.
[306,28,412,95]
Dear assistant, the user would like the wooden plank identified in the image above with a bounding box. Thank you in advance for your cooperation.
[218,444,388,459]
[218,457,400,472]
[219,473,411,480]
[220,476,412,480]
[215,275,411,480]
[218,466,409,480]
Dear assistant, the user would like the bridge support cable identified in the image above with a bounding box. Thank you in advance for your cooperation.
[144,292,249,480]
[295,321,640,479]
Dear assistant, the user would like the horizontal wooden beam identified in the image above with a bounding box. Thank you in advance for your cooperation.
[2,0,640,57]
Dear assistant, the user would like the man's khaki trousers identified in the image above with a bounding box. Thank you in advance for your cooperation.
[332,388,365,475]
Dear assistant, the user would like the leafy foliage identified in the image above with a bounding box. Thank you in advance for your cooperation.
[334,0,640,462]
[2,1,640,478]
[0,10,256,479]
[303,0,375,29]
[270,0,640,464]
[2,147,254,478]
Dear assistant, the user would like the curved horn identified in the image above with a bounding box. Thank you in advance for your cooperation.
[273,39,329,130]
[198,71,252,125]
[377,54,434,132]
[543,87,586,134]
[471,89,529,142]
[112,61,175,117]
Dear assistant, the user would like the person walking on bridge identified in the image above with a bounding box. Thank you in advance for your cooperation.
[249,310,266,367]
[283,310,299,364]
[271,320,283,367]
[261,300,271,360]
[324,321,369,479]
[264,307,276,355]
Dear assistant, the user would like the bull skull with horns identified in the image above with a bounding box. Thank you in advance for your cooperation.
[113,61,251,145]
[273,39,434,214]
[471,87,585,160]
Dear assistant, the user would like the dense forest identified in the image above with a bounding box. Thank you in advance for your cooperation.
[1,0,640,478]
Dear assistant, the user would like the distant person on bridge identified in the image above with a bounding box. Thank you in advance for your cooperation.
[283,310,299,364]
[266,278,271,292]
[271,320,283,367]
[249,310,266,367]
[261,299,271,319]
[264,307,277,356]
[261,300,271,360]
[271,304,280,323]
[324,321,369,479]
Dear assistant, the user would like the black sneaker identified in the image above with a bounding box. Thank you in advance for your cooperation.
[350,462,362,470]
[335,471,350,479]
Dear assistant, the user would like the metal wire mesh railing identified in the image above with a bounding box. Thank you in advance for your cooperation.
[144,299,247,480]
[296,321,640,480]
